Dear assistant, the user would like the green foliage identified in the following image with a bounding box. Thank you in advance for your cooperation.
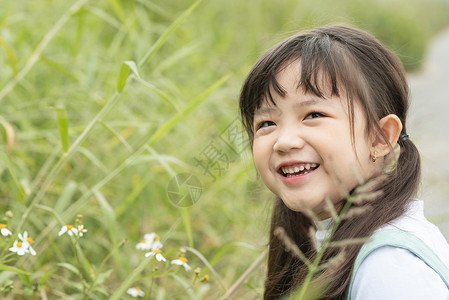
[0,0,448,298]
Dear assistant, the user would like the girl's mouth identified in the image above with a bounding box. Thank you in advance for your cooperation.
[278,163,319,177]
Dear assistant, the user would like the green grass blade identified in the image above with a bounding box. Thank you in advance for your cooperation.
[138,0,203,67]
[147,73,231,146]
[135,77,180,112]
[93,189,118,245]
[99,120,133,152]
[77,147,108,173]
[54,181,78,213]
[0,264,31,275]
[181,207,194,248]
[51,107,70,153]
[116,60,139,93]
[57,262,81,277]
[0,0,88,103]
[0,36,17,74]
[184,246,226,292]
[0,152,25,201]
[109,0,127,25]
[109,256,153,300]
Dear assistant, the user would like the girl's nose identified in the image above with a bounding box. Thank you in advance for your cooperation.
[273,128,305,153]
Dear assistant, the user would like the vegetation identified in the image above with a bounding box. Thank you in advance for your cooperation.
[1,0,448,298]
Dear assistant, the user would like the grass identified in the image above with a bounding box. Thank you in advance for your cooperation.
[0,0,448,298]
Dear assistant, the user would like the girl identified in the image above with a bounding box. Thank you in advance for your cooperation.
[239,25,449,299]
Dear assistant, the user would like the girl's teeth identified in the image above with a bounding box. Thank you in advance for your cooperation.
[281,163,319,175]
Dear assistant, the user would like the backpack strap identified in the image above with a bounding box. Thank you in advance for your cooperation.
[347,229,449,299]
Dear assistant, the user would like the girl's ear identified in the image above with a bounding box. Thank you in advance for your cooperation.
[372,114,403,158]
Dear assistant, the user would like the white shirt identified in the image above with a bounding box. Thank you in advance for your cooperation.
[351,200,449,300]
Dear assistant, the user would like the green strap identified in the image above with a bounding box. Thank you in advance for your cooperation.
[347,229,449,299]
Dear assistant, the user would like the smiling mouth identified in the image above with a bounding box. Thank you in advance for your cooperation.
[279,163,319,177]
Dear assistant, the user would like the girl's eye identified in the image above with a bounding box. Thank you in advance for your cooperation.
[257,121,276,130]
[305,112,325,120]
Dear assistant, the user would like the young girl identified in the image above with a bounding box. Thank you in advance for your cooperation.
[239,25,449,299]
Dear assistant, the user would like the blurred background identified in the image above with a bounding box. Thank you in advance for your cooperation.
[1,0,448,298]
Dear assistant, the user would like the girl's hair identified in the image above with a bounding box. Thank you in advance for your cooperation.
[239,25,421,299]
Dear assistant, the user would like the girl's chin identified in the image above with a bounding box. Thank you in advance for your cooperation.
[280,198,325,214]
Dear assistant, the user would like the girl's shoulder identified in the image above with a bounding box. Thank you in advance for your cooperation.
[349,199,449,299]
[380,199,449,266]
[351,245,449,299]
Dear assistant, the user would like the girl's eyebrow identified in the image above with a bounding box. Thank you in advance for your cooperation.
[294,97,330,108]
[254,106,280,116]
[254,96,331,117]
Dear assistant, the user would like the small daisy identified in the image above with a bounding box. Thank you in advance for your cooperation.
[126,287,145,297]
[136,232,162,251]
[19,231,36,255]
[152,238,163,250]
[58,225,78,237]
[171,256,191,271]
[136,239,152,251]
[0,223,12,236]
[145,249,166,262]
[9,240,29,255]
[201,274,210,282]
[77,225,87,237]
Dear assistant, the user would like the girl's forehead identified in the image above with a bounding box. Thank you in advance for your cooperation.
[255,88,346,117]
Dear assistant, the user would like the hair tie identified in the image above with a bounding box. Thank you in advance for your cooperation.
[399,134,409,142]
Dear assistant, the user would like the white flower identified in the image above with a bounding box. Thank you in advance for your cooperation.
[77,225,87,237]
[0,223,12,236]
[9,231,36,256]
[171,256,191,271]
[136,240,152,251]
[19,231,36,255]
[143,232,156,241]
[9,240,28,255]
[136,232,162,251]
[145,249,166,262]
[126,287,145,297]
[58,225,78,236]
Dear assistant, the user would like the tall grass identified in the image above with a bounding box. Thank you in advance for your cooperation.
[0,0,448,298]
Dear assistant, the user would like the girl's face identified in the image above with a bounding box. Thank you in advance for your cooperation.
[252,61,377,218]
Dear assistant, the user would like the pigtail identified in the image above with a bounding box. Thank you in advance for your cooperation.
[394,136,421,199]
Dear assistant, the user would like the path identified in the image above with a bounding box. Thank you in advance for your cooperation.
[408,27,449,238]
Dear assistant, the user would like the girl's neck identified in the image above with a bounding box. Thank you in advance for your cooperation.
[314,217,334,248]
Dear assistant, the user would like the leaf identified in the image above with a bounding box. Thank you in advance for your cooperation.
[93,189,118,244]
[54,181,77,213]
[0,152,25,201]
[116,60,139,93]
[138,0,203,67]
[99,121,133,152]
[0,36,17,74]
[0,116,15,154]
[147,73,231,146]
[77,147,108,173]
[57,263,81,276]
[51,107,69,153]
[0,264,31,275]
[95,269,113,285]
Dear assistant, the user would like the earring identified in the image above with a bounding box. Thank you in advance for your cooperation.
[371,151,378,162]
